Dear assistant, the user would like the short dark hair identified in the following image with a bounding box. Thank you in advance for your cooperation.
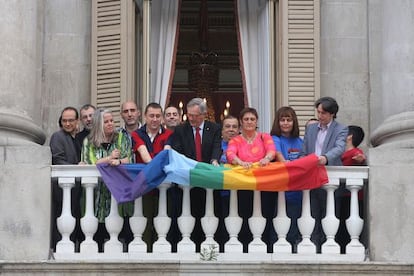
[59,106,79,127]
[144,102,163,114]
[315,97,339,118]
[223,114,238,122]
[348,125,365,147]
[239,107,258,121]
[164,105,181,116]
[80,104,96,112]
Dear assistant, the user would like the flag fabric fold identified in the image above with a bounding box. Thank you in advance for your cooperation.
[97,149,328,203]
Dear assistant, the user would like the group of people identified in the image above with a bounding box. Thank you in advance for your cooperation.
[50,96,366,253]
[49,101,182,251]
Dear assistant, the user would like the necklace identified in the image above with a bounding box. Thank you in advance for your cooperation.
[242,132,257,144]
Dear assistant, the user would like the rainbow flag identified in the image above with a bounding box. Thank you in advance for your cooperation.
[97,149,328,203]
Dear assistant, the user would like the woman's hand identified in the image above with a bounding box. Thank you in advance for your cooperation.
[110,149,120,159]
[259,157,271,167]
[109,158,121,166]
[239,161,253,169]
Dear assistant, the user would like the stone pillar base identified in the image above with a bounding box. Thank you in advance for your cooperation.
[368,141,414,262]
[0,145,51,260]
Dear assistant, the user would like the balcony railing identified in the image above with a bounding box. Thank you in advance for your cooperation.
[50,165,368,261]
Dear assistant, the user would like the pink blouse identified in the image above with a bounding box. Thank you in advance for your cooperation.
[226,132,276,163]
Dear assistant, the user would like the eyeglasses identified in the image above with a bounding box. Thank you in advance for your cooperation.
[61,119,77,123]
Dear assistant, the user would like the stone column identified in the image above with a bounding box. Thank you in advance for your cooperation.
[42,0,91,141]
[369,0,414,262]
[0,0,50,260]
[320,0,369,132]
[0,0,45,146]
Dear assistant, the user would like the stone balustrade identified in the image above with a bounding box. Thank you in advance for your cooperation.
[50,165,368,262]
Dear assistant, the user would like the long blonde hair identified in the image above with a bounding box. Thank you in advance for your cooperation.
[89,109,116,147]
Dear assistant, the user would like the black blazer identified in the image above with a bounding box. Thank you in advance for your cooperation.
[172,120,221,163]
[50,129,80,165]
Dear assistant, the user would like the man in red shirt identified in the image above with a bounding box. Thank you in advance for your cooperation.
[130,102,173,250]
[338,125,366,252]
[341,125,366,166]
[131,102,172,163]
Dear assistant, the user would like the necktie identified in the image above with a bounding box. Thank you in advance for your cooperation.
[195,127,202,161]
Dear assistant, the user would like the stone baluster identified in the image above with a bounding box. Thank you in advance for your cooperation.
[224,189,243,252]
[56,177,76,253]
[248,191,267,252]
[273,191,291,253]
[104,195,123,253]
[177,186,195,252]
[297,190,316,253]
[129,196,147,252]
[153,184,172,252]
[321,179,340,253]
[345,178,364,254]
[80,177,99,253]
[201,189,219,251]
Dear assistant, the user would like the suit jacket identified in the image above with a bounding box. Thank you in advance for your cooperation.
[300,120,348,166]
[172,120,222,163]
[50,129,80,165]
[75,128,89,146]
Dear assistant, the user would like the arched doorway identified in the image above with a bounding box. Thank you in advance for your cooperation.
[168,0,245,123]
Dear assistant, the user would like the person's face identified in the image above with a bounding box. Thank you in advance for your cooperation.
[222,118,239,141]
[279,116,293,137]
[80,107,95,130]
[187,105,205,128]
[164,107,181,128]
[121,102,140,127]
[103,113,115,136]
[240,112,257,132]
[61,109,78,136]
[145,107,163,132]
[316,104,334,127]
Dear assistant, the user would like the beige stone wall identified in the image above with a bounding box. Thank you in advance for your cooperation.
[41,0,92,144]
[367,0,414,262]
[320,0,370,147]
[0,145,51,260]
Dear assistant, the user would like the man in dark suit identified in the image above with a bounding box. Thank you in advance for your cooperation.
[300,96,348,252]
[50,106,83,251]
[50,107,81,165]
[172,97,221,251]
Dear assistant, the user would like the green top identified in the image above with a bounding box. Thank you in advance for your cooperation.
[81,131,134,222]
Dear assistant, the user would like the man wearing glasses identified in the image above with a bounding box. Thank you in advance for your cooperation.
[50,106,81,165]
[49,106,82,251]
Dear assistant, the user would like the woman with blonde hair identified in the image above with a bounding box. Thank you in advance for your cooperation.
[81,108,132,248]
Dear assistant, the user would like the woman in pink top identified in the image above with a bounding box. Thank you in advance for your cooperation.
[225,107,280,251]
[226,107,278,168]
